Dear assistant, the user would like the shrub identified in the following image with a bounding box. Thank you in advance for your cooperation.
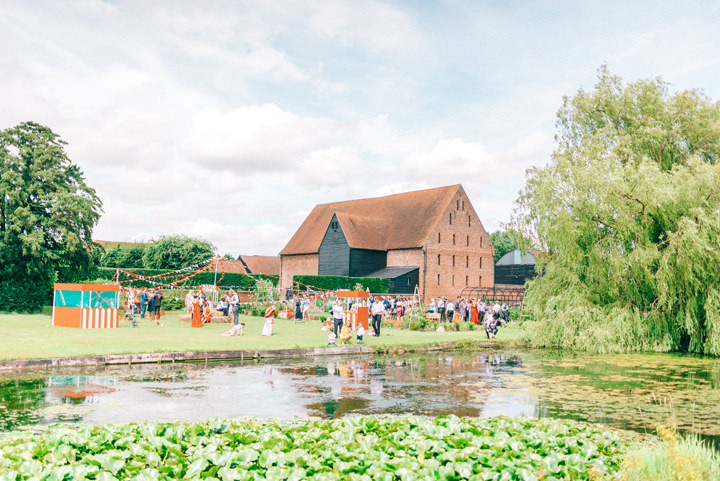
[0,281,53,313]
[409,317,427,331]
[293,275,389,293]
[459,321,475,331]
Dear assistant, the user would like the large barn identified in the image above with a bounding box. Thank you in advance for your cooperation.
[279,185,494,301]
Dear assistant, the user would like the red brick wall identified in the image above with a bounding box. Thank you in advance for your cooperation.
[280,254,319,290]
[422,186,494,302]
[387,248,424,295]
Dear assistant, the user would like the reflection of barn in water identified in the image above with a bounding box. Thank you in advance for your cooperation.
[289,355,526,419]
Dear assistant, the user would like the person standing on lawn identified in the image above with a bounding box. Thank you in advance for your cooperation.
[332,299,345,338]
[262,304,276,336]
[229,289,241,326]
[152,289,163,324]
[191,294,202,328]
[140,288,149,319]
[371,297,384,336]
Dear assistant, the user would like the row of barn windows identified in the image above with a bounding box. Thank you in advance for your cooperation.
[448,212,471,227]
[438,254,483,269]
[437,232,483,247]
[438,274,482,286]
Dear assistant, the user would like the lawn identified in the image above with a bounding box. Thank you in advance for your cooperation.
[0,311,523,361]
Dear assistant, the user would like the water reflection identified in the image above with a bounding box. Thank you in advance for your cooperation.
[0,351,718,443]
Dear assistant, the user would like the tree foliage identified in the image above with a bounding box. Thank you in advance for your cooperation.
[0,122,102,311]
[99,244,146,268]
[141,235,215,270]
[515,67,720,355]
[489,230,520,262]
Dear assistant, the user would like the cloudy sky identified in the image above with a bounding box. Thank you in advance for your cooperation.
[2,1,719,256]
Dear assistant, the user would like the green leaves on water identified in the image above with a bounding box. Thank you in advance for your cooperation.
[0,416,633,480]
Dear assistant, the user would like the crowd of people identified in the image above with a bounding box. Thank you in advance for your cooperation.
[428,297,512,339]
[124,287,164,325]
[123,286,513,342]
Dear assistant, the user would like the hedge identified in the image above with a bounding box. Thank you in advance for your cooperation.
[97,268,278,289]
[0,281,52,313]
[293,275,389,293]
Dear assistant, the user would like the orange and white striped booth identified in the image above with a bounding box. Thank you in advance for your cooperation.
[52,283,121,329]
[336,290,369,331]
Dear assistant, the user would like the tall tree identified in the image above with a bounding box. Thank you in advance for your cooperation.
[515,67,720,355]
[142,235,215,270]
[0,122,102,311]
[489,230,520,262]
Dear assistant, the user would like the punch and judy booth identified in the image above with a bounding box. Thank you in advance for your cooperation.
[52,283,121,329]
[336,290,369,331]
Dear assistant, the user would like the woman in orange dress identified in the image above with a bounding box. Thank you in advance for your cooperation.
[470,299,479,325]
[191,295,202,328]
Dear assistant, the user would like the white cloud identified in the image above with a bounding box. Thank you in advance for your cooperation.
[3,0,719,260]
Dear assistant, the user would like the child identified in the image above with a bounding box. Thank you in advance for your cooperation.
[356,325,365,344]
[339,324,352,344]
[125,306,138,327]
[328,332,337,346]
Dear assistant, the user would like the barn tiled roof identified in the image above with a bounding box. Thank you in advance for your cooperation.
[218,259,248,274]
[280,185,460,255]
[241,255,281,275]
[335,212,392,251]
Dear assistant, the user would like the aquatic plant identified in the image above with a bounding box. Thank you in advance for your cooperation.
[0,416,632,480]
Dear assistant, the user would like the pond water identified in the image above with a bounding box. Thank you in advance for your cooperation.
[1,350,718,444]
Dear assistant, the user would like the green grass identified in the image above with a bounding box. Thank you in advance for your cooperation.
[619,427,720,481]
[0,312,524,361]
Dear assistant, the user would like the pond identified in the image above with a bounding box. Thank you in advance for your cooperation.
[1,350,718,445]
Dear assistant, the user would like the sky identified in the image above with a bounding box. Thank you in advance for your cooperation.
[2,0,719,256]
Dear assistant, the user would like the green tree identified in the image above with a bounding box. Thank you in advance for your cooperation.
[489,230,519,262]
[99,244,146,268]
[0,122,102,311]
[515,67,720,355]
[142,235,215,270]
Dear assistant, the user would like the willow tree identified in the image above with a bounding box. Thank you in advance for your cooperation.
[516,67,720,355]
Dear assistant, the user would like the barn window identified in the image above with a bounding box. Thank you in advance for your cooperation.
[465,275,468,286]
[449,213,452,225]
[466,256,469,268]
[437,254,441,265]
[479,275,482,285]
[466,235,469,246]
[468,216,471,227]
[437,274,440,285]
[438,232,441,244]
[480,237,483,248]
[453,234,456,245]
[456,199,460,209]
[452,255,455,267]
[462,200,465,210]
[479,257,483,269]
[452,275,455,286]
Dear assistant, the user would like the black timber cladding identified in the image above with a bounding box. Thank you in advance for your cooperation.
[389,268,419,294]
[349,249,387,277]
[494,265,537,285]
[365,266,420,295]
[318,214,350,276]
